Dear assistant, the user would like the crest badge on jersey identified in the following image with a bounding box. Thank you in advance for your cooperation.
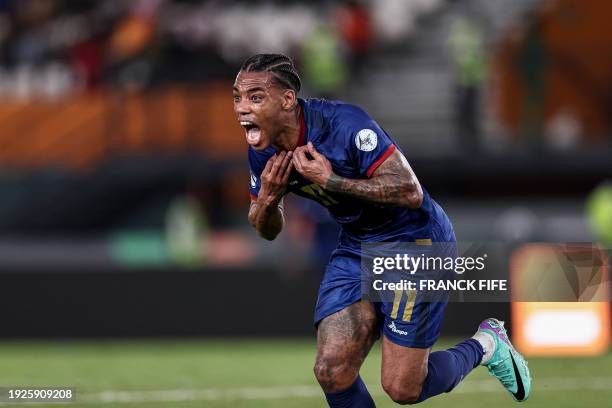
[250,171,257,189]
[355,129,378,152]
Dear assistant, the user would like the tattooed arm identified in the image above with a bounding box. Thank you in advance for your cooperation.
[248,198,285,241]
[292,142,423,209]
[326,148,423,208]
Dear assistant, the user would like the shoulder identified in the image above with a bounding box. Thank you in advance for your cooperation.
[302,98,378,142]
[301,98,373,125]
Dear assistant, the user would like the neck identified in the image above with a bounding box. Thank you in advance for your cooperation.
[272,104,302,152]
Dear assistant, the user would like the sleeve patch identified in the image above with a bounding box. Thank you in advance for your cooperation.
[355,129,378,152]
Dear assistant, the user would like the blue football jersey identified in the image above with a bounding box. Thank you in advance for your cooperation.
[248,98,441,242]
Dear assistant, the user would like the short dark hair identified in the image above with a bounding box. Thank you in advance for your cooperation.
[240,53,301,93]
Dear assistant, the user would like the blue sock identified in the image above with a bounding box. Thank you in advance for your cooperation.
[325,375,376,408]
[417,339,484,402]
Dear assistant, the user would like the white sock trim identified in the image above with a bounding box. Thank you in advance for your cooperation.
[472,331,495,365]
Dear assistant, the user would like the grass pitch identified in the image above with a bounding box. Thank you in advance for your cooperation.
[0,338,610,407]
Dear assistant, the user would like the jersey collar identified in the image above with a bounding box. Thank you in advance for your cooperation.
[294,103,306,150]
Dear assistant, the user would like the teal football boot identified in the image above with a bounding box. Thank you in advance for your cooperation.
[477,318,531,402]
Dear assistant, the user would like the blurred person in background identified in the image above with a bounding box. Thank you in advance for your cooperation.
[4,0,57,66]
[301,22,347,99]
[105,0,161,90]
[517,11,547,148]
[449,14,486,151]
[334,0,372,75]
[234,53,531,407]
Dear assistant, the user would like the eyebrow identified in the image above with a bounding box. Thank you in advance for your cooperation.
[233,86,267,93]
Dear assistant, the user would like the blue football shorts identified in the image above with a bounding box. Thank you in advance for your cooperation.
[314,216,456,349]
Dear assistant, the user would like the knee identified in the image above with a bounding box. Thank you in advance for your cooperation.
[313,356,358,393]
[382,379,423,405]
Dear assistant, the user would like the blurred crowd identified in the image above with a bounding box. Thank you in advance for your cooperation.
[0,0,442,99]
[0,0,609,271]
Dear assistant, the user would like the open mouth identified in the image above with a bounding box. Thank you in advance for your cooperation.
[240,121,262,146]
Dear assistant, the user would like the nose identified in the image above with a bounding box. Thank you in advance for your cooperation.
[234,98,251,115]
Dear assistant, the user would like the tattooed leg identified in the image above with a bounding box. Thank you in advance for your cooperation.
[314,300,380,393]
[381,336,430,403]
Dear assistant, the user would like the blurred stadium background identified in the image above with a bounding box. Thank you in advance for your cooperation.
[0,0,611,407]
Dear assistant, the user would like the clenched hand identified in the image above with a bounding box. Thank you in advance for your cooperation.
[258,150,293,206]
[292,142,333,186]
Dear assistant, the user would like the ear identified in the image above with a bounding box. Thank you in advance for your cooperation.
[281,89,296,110]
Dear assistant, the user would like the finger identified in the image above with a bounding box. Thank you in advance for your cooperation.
[307,142,323,160]
[281,159,294,182]
[292,152,304,174]
[270,151,286,175]
[263,154,276,174]
[276,151,292,182]
[294,146,307,156]
[293,148,308,168]
[282,151,294,178]
[280,150,292,170]
[297,147,310,162]
[308,142,326,161]
[279,150,292,174]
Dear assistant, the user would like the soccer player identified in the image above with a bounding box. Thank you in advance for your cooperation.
[234,53,531,406]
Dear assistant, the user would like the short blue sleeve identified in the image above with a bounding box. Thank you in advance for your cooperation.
[334,104,396,178]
